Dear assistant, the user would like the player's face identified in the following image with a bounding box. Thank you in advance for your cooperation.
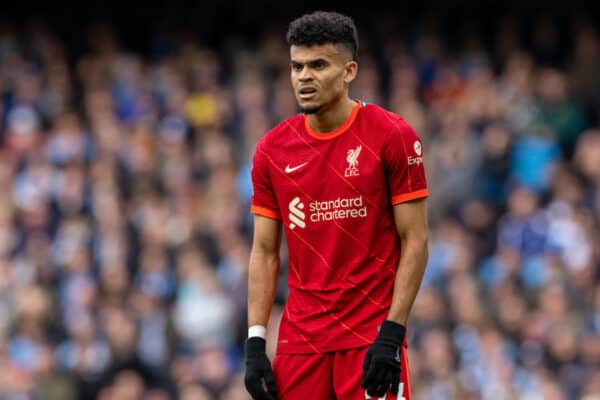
[290,44,357,114]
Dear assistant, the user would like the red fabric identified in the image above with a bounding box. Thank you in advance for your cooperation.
[273,346,412,400]
[251,102,428,354]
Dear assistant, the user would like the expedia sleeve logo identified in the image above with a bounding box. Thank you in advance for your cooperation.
[288,195,368,229]
[408,140,424,165]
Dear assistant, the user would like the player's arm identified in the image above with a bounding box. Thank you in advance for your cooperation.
[248,215,282,329]
[388,197,429,324]
[363,117,429,397]
[245,215,281,400]
[362,198,428,398]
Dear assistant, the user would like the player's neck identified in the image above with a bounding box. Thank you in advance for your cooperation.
[307,97,357,133]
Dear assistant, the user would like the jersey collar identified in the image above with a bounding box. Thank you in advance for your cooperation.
[304,100,362,140]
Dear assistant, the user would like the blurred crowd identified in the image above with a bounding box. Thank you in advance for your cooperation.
[0,12,598,400]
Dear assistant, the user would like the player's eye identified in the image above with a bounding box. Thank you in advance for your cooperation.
[311,60,327,69]
[291,63,303,72]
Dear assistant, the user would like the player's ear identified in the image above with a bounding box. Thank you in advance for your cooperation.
[343,60,358,85]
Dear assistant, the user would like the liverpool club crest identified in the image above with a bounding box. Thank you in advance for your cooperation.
[345,145,362,177]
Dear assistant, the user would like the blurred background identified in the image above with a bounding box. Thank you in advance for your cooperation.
[0,1,599,399]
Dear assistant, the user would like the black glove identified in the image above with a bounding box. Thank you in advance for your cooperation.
[244,337,278,400]
[362,320,406,398]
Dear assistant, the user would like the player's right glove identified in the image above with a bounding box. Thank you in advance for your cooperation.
[244,337,278,400]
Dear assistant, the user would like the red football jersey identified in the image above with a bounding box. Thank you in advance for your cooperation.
[251,101,428,354]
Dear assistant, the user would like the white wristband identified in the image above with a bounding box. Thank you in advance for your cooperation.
[248,325,266,339]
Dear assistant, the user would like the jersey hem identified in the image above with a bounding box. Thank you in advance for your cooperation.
[275,335,374,355]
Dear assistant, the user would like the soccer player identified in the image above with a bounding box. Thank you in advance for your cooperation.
[244,11,429,400]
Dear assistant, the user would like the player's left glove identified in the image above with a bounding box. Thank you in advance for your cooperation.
[362,320,406,398]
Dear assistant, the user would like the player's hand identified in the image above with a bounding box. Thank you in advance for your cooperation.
[362,320,406,398]
[244,337,278,400]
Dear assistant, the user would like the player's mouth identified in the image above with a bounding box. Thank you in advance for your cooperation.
[298,87,318,100]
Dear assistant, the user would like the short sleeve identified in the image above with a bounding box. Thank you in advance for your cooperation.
[382,120,428,205]
[250,142,281,220]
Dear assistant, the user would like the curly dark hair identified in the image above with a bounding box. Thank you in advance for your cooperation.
[286,11,359,61]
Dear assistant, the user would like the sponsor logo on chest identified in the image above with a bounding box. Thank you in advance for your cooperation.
[288,195,368,229]
[285,144,372,230]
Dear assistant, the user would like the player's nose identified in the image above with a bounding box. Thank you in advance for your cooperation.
[297,67,314,81]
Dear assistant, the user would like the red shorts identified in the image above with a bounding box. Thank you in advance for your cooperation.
[272,346,411,400]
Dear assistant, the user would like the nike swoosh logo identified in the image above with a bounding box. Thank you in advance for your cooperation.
[285,162,308,173]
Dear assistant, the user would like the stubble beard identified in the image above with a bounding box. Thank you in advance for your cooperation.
[299,104,322,114]
[300,89,346,115]
[298,96,324,114]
